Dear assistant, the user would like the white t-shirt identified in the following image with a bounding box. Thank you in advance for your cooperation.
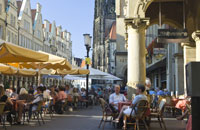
[109,93,126,109]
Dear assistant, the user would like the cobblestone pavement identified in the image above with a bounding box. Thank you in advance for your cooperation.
[4,106,186,130]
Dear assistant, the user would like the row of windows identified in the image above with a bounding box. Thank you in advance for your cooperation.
[57,41,67,52]
[10,14,16,27]
[19,35,42,51]
[24,20,30,32]
[7,30,17,44]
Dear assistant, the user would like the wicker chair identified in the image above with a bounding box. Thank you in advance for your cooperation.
[32,101,45,126]
[98,98,116,130]
[0,103,7,130]
[123,100,149,130]
[164,96,176,117]
[150,99,167,130]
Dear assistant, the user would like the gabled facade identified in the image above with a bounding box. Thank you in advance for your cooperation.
[56,26,72,63]
[18,0,34,50]
[32,3,43,51]
[0,0,6,40]
[49,21,57,55]
[43,19,51,53]
[5,0,18,44]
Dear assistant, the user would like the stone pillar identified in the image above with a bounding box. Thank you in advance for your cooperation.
[182,43,196,95]
[192,30,200,61]
[167,44,175,93]
[125,18,149,99]
[174,44,184,95]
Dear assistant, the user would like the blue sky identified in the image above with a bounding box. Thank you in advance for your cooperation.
[30,0,94,59]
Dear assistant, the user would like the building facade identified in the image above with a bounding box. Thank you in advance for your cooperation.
[92,0,116,72]
[0,0,73,89]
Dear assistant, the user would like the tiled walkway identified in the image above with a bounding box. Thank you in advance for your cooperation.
[6,106,186,130]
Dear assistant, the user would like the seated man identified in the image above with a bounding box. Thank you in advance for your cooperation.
[114,84,147,122]
[28,87,44,119]
[109,85,127,113]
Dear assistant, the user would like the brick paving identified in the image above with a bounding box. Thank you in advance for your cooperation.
[4,106,186,130]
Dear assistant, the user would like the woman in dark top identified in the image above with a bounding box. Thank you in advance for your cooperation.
[0,85,13,124]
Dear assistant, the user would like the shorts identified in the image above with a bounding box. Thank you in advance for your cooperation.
[123,106,135,116]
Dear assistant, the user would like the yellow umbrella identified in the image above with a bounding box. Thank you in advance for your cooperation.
[20,51,71,70]
[56,68,89,75]
[56,68,89,86]
[18,69,37,76]
[0,42,49,63]
[40,69,56,75]
[18,51,71,85]
[0,63,17,74]
[3,63,37,76]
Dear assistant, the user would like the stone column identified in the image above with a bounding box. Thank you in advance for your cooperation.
[192,30,200,61]
[181,42,196,95]
[125,18,149,99]
[174,44,184,95]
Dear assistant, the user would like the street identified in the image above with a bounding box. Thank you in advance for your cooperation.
[5,106,186,130]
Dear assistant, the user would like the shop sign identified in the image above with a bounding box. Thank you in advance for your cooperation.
[158,29,189,43]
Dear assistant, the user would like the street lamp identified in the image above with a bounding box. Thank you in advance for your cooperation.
[83,34,91,108]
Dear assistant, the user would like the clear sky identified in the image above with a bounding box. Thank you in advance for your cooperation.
[30,0,94,59]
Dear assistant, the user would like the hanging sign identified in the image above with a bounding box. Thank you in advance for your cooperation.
[158,29,189,43]
[85,57,91,65]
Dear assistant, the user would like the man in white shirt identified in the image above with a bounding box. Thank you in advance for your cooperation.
[109,85,127,112]
[113,84,147,122]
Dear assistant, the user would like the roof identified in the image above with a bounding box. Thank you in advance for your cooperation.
[16,1,22,16]
[49,24,52,32]
[108,22,116,40]
[31,9,36,25]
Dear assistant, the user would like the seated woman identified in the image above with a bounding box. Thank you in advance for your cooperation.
[114,84,147,122]
[54,86,67,114]
[15,88,34,125]
[0,85,13,124]
[50,86,58,105]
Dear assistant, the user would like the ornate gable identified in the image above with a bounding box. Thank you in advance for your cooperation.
[32,3,43,41]
[18,0,32,20]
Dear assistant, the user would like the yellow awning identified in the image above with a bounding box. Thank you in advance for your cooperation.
[0,42,49,63]
[18,69,37,76]
[0,63,37,76]
[57,68,89,75]
[20,51,72,70]
[40,69,56,75]
[0,63,17,75]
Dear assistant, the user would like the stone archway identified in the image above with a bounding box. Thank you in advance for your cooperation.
[123,0,186,98]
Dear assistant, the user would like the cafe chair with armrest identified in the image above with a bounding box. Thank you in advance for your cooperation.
[164,96,176,117]
[98,98,117,130]
[123,100,149,130]
[0,103,7,130]
[32,101,45,126]
[150,99,167,130]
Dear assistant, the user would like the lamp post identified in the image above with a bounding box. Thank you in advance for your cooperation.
[83,34,91,108]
